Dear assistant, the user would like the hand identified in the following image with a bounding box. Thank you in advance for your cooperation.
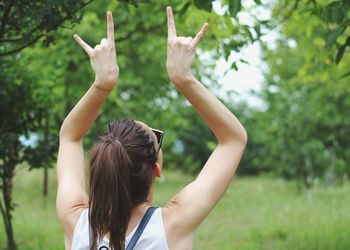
[166,6,208,86]
[73,11,119,91]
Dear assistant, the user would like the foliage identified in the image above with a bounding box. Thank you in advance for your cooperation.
[0,55,50,249]
[0,0,93,56]
[19,0,250,170]
[189,0,350,69]
[239,0,350,186]
[274,0,350,68]
[312,0,350,64]
[0,1,93,248]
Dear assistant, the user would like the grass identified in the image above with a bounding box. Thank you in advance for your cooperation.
[0,166,349,249]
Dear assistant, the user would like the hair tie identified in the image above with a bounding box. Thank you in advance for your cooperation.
[114,139,122,145]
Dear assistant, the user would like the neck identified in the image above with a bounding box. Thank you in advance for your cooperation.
[146,183,154,204]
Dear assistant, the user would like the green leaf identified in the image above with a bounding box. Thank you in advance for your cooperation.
[193,0,213,12]
[254,24,261,37]
[318,1,346,24]
[224,61,238,75]
[346,36,350,46]
[239,59,249,64]
[231,61,238,71]
[242,24,254,41]
[179,2,192,16]
[228,0,242,18]
[335,44,346,64]
[335,36,350,64]
[223,43,231,61]
[326,26,345,48]
[340,70,350,78]
[253,0,262,4]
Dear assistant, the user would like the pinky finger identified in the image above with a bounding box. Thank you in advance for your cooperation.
[73,34,93,56]
[189,23,209,50]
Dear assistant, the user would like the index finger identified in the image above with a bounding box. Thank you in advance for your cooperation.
[73,34,94,56]
[107,11,115,42]
[166,6,177,39]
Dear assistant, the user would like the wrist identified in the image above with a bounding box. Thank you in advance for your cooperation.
[93,74,118,92]
[93,82,114,92]
[170,73,195,87]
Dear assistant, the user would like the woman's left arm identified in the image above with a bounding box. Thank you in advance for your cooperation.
[56,11,119,244]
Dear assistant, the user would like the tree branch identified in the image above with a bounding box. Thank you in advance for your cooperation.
[0,0,95,56]
[0,0,15,38]
[0,37,26,43]
[0,34,44,56]
[0,196,7,226]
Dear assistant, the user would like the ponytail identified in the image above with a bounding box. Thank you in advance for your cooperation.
[89,138,132,250]
[88,119,157,250]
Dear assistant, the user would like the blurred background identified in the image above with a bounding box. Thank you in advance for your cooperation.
[0,0,349,249]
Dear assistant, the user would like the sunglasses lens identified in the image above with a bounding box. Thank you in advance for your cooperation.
[151,129,163,145]
[155,132,162,144]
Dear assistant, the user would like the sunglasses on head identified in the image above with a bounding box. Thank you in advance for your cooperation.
[151,128,164,156]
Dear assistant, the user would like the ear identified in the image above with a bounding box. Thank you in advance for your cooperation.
[154,162,161,178]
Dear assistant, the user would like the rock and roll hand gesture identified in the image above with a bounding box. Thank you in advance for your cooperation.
[166,6,209,86]
[73,11,119,91]
[71,7,208,91]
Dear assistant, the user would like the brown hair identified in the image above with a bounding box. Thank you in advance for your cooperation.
[88,119,157,250]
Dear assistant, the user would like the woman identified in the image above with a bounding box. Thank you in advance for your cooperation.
[56,7,247,250]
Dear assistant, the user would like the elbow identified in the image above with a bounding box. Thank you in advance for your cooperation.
[219,127,247,148]
[232,128,247,149]
[58,119,81,142]
[232,122,248,147]
[58,126,64,139]
[58,120,67,140]
[234,125,248,148]
[240,128,248,147]
[58,129,70,143]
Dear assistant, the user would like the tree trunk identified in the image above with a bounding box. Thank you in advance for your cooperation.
[1,167,17,250]
[43,166,48,197]
[43,111,49,197]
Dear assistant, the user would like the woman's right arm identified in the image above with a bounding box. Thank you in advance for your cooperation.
[56,12,118,247]
[164,6,247,241]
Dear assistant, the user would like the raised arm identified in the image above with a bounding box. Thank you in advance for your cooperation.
[164,6,247,241]
[56,11,119,247]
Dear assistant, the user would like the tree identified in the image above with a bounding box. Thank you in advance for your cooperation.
[0,1,94,248]
[273,0,350,70]
[0,55,49,249]
[242,0,350,189]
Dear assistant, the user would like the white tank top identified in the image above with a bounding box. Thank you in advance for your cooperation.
[71,208,169,250]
